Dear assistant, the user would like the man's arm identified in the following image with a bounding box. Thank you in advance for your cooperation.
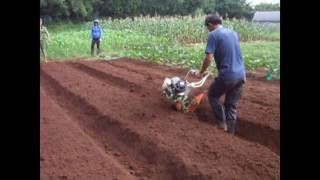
[200,53,213,74]
[199,33,215,75]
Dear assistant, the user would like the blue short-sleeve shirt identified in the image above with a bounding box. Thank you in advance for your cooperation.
[205,27,245,81]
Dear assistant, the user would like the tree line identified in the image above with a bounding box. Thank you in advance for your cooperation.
[40,0,280,22]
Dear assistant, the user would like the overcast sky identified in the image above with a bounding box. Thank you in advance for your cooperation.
[247,0,280,6]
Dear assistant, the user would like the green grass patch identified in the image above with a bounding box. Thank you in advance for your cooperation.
[44,15,280,79]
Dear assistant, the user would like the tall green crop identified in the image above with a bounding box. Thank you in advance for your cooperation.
[46,15,280,79]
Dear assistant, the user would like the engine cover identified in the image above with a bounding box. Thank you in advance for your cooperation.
[162,77,187,101]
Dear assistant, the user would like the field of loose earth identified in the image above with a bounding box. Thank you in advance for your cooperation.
[40,58,280,180]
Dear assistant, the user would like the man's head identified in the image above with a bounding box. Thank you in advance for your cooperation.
[205,14,222,32]
[93,19,99,26]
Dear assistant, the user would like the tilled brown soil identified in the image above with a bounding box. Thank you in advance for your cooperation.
[40,58,280,180]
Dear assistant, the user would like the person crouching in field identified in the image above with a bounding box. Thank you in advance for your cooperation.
[91,19,103,56]
[40,18,50,63]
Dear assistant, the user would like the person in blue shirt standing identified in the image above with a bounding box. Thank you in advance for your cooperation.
[194,14,246,135]
[91,19,103,56]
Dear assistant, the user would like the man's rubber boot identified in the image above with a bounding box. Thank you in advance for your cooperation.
[217,121,228,131]
[226,121,236,135]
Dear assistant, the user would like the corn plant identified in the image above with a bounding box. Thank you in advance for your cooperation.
[46,15,280,79]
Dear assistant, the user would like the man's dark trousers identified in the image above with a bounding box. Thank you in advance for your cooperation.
[91,38,100,56]
[208,77,244,134]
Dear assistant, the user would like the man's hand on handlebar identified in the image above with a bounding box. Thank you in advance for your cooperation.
[190,69,207,78]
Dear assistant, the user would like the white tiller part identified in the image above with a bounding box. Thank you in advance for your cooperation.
[185,69,212,88]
